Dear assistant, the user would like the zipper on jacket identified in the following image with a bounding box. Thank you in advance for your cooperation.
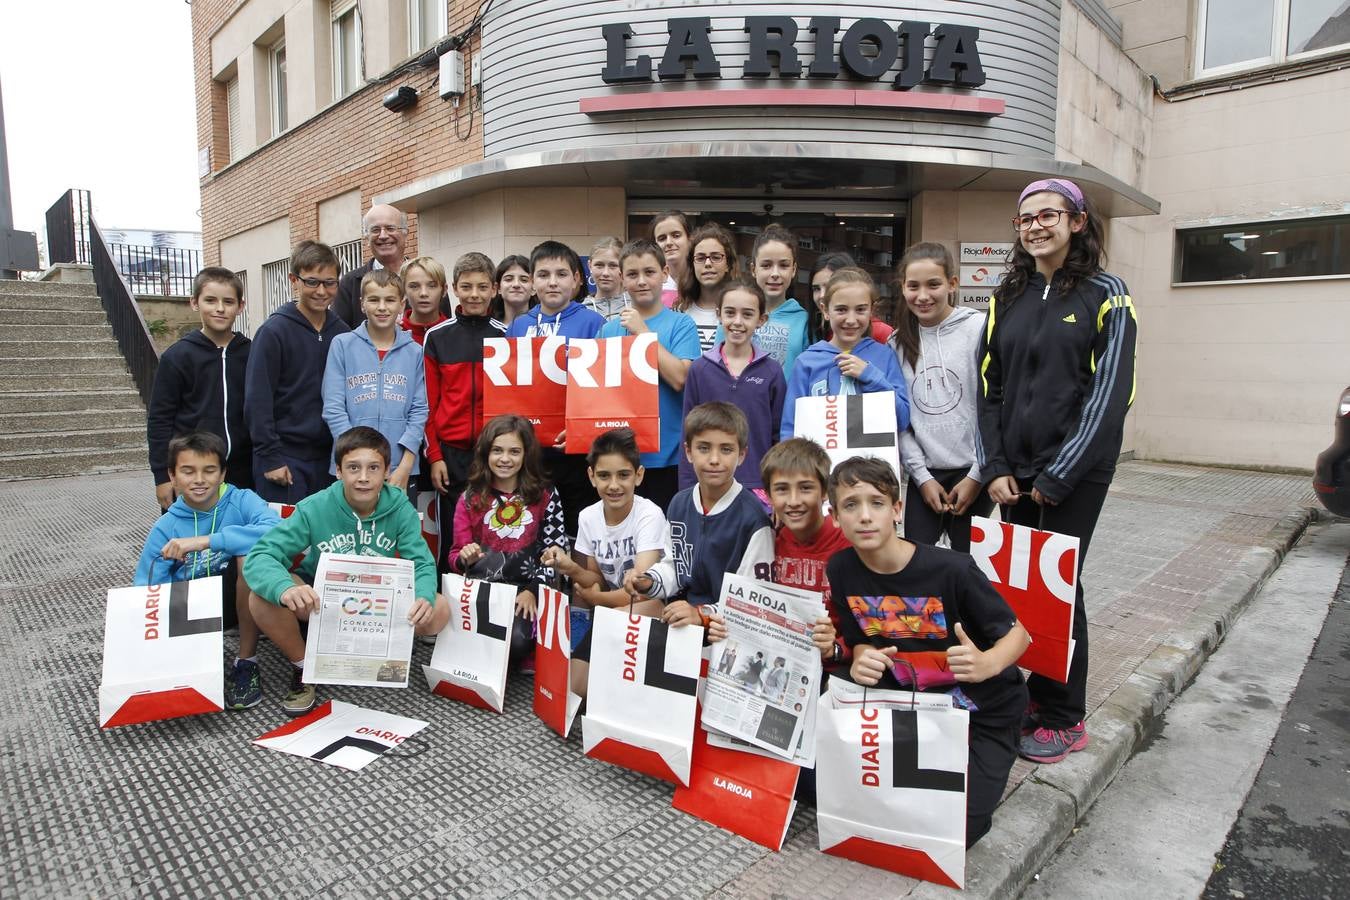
[220,343,232,458]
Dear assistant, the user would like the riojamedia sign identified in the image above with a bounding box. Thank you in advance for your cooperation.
[601,16,986,89]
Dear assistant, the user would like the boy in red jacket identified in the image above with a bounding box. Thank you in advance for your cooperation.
[423,251,504,569]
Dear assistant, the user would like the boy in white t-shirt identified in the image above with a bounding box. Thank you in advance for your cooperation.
[541,428,676,697]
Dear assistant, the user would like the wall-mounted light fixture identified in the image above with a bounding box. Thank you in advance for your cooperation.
[382,86,418,112]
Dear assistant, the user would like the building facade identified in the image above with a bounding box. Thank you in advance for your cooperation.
[193,0,1350,470]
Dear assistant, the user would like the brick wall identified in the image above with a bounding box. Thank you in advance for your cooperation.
[191,0,485,265]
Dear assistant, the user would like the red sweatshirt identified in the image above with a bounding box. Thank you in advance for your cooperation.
[422,312,505,461]
[770,517,854,669]
[400,309,448,346]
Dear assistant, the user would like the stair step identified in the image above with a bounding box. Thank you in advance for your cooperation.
[0,355,129,375]
[0,408,146,434]
[0,446,147,481]
[0,372,138,392]
[0,324,114,341]
[0,279,99,297]
[0,426,145,455]
[0,340,125,358]
[0,388,143,414]
[0,308,109,326]
[0,293,105,312]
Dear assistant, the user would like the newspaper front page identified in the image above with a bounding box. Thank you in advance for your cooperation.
[303,553,415,688]
[702,574,824,761]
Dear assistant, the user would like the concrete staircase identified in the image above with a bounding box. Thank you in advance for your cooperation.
[0,279,148,480]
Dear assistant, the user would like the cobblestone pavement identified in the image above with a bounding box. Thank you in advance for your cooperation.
[0,461,1317,898]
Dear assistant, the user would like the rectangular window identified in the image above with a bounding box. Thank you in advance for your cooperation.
[332,0,362,99]
[410,0,447,51]
[270,39,288,136]
[262,258,291,320]
[226,77,241,162]
[1175,215,1350,283]
[1198,0,1350,76]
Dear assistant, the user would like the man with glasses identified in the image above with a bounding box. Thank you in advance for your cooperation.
[333,204,409,329]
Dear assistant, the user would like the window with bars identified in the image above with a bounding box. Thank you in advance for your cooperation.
[234,270,253,334]
[261,258,291,322]
[334,239,364,277]
[226,77,241,162]
[332,0,362,99]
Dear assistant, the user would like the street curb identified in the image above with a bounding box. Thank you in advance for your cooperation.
[909,507,1316,898]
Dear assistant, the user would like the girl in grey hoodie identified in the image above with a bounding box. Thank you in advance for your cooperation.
[891,242,993,553]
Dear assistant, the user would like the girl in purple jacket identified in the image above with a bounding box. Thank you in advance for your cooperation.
[680,278,786,497]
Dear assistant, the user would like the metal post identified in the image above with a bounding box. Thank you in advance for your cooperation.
[0,74,16,278]
[0,75,39,277]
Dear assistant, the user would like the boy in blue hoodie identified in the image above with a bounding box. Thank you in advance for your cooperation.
[663,402,775,629]
[147,267,252,510]
[780,267,911,440]
[245,427,446,716]
[245,240,350,504]
[135,431,280,710]
[506,241,605,536]
[321,269,428,500]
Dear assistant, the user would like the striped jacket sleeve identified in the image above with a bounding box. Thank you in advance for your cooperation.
[975,297,1011,482]
[1035,276,1138,502]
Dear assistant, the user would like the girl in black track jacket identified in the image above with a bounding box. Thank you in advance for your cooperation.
[977,177,1137,765]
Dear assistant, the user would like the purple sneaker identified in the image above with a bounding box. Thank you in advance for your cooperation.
[1019,722,1088,763]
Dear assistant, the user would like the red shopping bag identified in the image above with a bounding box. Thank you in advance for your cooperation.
[482,336,569,446]
[564,335,659,453]
[673,724,801,850]
[533,585,581,738]
[969,516,1080,683]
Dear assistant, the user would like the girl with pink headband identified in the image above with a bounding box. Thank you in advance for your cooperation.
[976,177,1139,764]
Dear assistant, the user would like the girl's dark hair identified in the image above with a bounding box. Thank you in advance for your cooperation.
[995,192,1106,303]
[752,224,798,265]
[892,242,958,368]
[649,209,691,240]
[464,415,546,510]
[718,277,768,317]
[809,251,856,283]
[679,223,739,311]
[491,254,532,320]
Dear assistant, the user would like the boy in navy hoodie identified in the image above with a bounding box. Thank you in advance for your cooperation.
[135,431,280,710]
[663,402,774,629]
[506,240,605,536]
[245,241,350,503]
[147,267,252,510]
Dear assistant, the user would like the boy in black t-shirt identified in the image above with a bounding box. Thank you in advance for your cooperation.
[825,456,1030,847]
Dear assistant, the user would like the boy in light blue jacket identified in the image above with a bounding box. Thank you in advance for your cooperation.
[781,267,911,440]
[134,431,280,710]
[322,269,429,498]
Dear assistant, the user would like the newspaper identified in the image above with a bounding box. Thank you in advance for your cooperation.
[303,552,416,688]
[701,574,825,762]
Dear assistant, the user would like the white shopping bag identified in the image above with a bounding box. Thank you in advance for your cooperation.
[253,700,427,771]
[533,585,582,738]
[792,392,902,482]
[582,606,702,785]
[815,677,969,889]
[422,573,514,712]
[99,577,224,728]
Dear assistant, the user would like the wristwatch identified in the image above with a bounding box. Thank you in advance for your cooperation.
[830,643,844,665]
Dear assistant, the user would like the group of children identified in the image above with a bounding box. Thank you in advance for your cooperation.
[137,178,1136,847]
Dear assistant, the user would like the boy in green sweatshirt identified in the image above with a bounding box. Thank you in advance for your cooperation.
[245,426,446,715]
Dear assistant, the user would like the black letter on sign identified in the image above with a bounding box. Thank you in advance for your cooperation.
[744,17,801,78]
[658,17,722,80]
[894,21,931,90]
[845,395,894,448]
[168,581,222,637]
[476,584,508,641]
[839,18,898,81]
[807,17,841,78]
[643,620,698,696]
[601,23,652,84]
[310,736,389,764]
[927,25,986,87]
[891,709,965,792]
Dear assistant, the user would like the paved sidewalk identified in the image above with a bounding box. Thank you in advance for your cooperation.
[0,461,1317,898]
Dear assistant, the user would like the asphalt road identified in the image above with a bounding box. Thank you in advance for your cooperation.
[1202,527,1350,900]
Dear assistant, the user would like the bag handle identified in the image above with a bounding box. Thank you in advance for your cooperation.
[390,734,429,759]
[860,657,920,711]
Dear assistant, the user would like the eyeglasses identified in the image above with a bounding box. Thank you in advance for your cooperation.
[297,276,338,289]
[1012,209,1068,231]
[367,225,406,236]
[694,253,727,265]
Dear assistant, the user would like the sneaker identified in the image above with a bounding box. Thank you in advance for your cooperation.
[518,649,536,675]
[1019,722,1089,763]
[282,666,317,717]
[225,659,262,710]
[1021,699,1041,736]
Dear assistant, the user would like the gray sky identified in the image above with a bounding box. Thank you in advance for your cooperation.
[1,0,199,240]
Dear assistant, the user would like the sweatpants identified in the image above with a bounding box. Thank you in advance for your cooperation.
[1003,478,1110,730]
[966,698,1028,846]
[434,444,474,573]
[253,454,332,504]
[903,467,995,554]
